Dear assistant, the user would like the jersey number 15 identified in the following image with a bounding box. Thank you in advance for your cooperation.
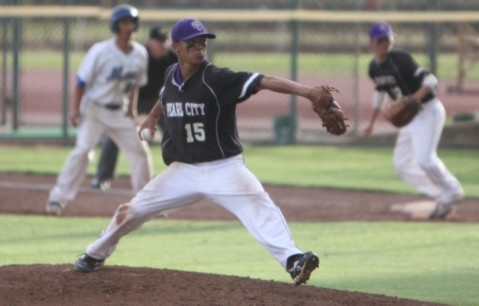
[185,123,205,143]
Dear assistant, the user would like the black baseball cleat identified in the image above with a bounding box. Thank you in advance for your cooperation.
[90,178,111,191]
[74,254,104,273]
[428,202,454,220]
[45,201,64,216]
[287,251,320,286]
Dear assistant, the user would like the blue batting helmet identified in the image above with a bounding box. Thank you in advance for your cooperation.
[109,4,139,33]
[368,21,394,40]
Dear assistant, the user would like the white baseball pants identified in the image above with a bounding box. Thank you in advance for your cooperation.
[85,155,303,269]
[393,98,463,200]
[49,102,152,204]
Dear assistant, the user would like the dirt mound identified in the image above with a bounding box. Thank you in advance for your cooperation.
[0,265,445,306]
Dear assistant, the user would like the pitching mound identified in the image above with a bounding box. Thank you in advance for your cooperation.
[0,265,445,306]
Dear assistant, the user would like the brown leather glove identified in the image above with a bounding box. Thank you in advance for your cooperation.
[309,86,348,136]
[383,96,422,128]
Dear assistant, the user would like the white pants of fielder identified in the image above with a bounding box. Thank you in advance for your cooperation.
[85,154,303,269]
[393,98,463,203]
[49,102,153,205]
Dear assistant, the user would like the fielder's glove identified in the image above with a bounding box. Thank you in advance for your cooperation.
[309,86,348,136]
[383,96,421,128]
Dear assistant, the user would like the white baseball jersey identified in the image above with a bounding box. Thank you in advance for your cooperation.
[48,38,152,206]
[77,38,148,106]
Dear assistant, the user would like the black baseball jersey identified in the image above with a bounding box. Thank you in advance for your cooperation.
[160,61,264,165]
[368,49,434,103]
[137,48,177,114]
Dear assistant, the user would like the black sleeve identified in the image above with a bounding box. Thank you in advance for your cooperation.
[394,50,426,81]
[207,66,264,105]
[368,59,375,80]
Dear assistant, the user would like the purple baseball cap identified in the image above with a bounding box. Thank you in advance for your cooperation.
[171,18,216,43]
[369,21,394,40]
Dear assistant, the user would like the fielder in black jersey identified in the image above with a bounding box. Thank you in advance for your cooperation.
[368,49,434,104]
[365,21,464,220]
[75,18,320,286]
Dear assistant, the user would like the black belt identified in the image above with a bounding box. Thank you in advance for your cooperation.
[421,94,435,104]
[104,104,122,110]
[94,102,122,110]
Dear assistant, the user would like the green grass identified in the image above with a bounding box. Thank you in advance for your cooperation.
[0,144,478,305]
[0,144,477,197]
[243,145,479,197]
[0,216,478,306]
[17,51,474,80]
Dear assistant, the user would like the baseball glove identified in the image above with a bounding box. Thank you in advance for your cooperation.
[383,96,421,128]
[309,86,348,135]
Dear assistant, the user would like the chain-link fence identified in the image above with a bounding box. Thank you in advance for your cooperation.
[1,1,479,146]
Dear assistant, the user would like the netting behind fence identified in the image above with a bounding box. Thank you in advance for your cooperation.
[1,6,479,145]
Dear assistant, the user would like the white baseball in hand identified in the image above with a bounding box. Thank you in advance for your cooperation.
[141,128,153,141]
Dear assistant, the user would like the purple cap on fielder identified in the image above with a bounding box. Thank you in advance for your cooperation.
[171,18,216,42]
[368,21,394,40]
